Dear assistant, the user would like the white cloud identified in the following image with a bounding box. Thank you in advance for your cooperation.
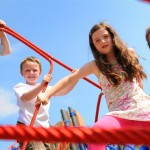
[0,88,18,118]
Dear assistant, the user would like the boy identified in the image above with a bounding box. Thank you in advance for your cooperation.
[14,56,52,150]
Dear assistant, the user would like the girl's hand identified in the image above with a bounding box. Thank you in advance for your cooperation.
[0,20,6,26]
[72,68,79,73]
[0,20,6,36]
[36,92,49,106]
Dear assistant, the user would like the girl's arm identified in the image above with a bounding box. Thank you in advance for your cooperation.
[55,69,79,96]
[36,61,99,105]
[0,20,11,55]
[138,78,144,90]
[128,48,137,58]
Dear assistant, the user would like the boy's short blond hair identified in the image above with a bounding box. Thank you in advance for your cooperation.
[20,56,42,72]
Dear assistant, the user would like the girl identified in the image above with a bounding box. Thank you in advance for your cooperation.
[36,22,150,150]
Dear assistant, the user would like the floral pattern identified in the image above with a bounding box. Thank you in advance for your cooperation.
[98,64,150,121]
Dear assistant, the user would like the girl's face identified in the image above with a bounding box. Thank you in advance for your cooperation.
[21,61,41,85]
[92,28,114,55]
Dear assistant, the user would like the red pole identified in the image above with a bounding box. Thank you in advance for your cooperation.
[1,25,101,90]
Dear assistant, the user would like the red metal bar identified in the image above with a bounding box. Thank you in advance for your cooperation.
[94,92,104,123]
[1,25,101,90]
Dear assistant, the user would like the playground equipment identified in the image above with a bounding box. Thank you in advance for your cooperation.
[0,24,102,150]
[0,20,150,149]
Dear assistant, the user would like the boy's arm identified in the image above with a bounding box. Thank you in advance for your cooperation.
[21,74,52,101]
[21,84,45,101]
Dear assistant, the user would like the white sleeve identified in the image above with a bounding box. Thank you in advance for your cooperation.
[14,83,29,98]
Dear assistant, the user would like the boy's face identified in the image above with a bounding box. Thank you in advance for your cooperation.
[21,60,41,85]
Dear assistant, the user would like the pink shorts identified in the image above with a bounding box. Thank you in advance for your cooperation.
[88,115,150,150]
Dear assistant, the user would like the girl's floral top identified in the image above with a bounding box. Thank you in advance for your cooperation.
[98,64,150,121]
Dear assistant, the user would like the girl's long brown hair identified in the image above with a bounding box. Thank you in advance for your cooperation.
[89,22,147,86]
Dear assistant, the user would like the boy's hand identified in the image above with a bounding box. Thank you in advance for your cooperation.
[42,74,52,87]
[36,93,49,106]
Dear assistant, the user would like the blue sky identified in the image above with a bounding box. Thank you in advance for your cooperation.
[0,0,150,149]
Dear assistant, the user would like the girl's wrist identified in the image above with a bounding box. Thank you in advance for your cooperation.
[0,31,5,36]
